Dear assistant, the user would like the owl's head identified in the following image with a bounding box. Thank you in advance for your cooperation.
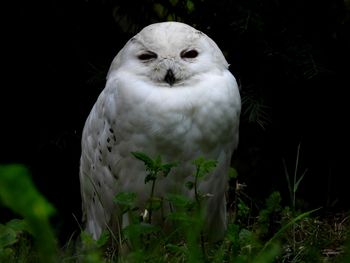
[108,22,229,87]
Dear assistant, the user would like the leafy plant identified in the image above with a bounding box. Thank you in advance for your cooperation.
[131,152,178,224]
[0,165,58,263]
[0,219,33,262]
[0,159,348,262]
[282,143,308,212]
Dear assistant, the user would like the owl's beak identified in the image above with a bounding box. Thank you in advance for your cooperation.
[164,69,176,86]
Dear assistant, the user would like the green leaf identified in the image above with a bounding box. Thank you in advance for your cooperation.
[167,211,190,222]
[264,191,282,213]
[131,152,154,170]
[253,242,281,263]
[132,152,177,183]
[123,223,160,238]
[154,155,162,167]
[192,157,217,178]
[161,162,178,177]
[166,193,193,209]
[79,231,105,262]
[126,249,146,263]
[96,230,110,248]
[6,219,30,234]
[169,0,179,6]
[146,197,162,211]
[167,212,198,225]
[186,0,195,13]
[239,228,254,244]
[165,243,186,256]
[114,192,137,207]
[0,165,57,263]
[228,167,238,179]
[145,173,156,184]
[153,3,167,19]
[0,165,55,219]
[167,13,177,22]
[80,231,96,249]
[0,224,17,248]
[294,169,307,193]
[0,247,14,262]
[226,223,240,243]
[257,207,321,257]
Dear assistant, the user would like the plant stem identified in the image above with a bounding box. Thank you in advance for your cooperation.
[194,170,200,207]
[194,165,206,257]
[292,143,301,253]
[293,143,301,211]
[148,173,156,224]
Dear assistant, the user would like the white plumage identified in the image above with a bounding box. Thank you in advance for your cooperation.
[79,22,241,241]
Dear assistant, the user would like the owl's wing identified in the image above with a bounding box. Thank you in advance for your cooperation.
[79,81,123,240]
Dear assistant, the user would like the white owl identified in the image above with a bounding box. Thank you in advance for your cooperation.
[79,21,241,242]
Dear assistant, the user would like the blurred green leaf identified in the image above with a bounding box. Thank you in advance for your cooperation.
[166,193,194,209]
[154,155,162,168]
[0,165,55,219]
[226,223,240,243]
[192,157,217,178]
[146,196,162,211]
[167,211,197,225]
[229,167,238,179]
[79,231,105,262]
[161,162,178,177]
[186,0,195,13]
[126,249,147,263]
[0,224,17,248]
[114,192,137,207]
[123,222,160,239]
[169,0,179,6]
[96,230,110,248]
[239,228,254,245]
[0,164,58,263]
[165,243,186,256]
[0,247,14,262]
[5,219,30,234]
[253,242,280,263]
[153,3,167,19]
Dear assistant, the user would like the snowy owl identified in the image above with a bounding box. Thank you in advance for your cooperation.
[79,21,241,242]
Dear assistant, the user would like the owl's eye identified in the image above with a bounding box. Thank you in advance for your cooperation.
[138,52,157,61]
[180,49,198,59]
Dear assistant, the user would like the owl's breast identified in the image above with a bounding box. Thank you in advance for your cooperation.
[107,70,240,160]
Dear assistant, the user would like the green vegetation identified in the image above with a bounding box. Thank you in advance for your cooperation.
[0,159,349,262]
[0,165,57,263]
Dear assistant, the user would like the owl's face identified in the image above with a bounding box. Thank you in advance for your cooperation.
[109,22,229,88]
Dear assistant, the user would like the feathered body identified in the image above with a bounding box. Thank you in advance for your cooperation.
[79,22,241,241]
